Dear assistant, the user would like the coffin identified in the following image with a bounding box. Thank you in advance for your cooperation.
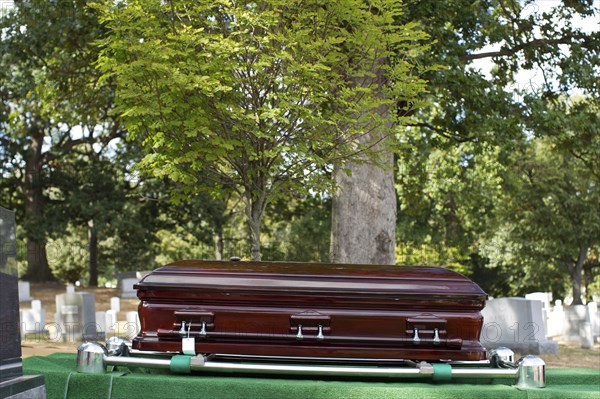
[133,260,488,361]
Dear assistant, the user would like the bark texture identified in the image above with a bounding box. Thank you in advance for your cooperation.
[330,145,396,265]
[23,130,53,281]
[568,245,588,305]
[330,54,397,265]
[88,219,98,287]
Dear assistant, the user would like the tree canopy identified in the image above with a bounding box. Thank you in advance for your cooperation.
[0,0,122,281]
[396,0,599,302]
[0,0,598,304]
[96,0,429,260]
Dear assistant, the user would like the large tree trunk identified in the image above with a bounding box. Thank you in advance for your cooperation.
[568,245,587,305]
[22,129,53,281]
[330,147,396,265]
[88,219,98,287]
[330,54,396,265]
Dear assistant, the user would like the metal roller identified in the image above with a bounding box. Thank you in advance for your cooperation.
[76,342,545,388]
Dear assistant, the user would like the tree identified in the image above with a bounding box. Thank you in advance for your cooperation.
[262,195,331,262]
[0,0,121,280]
[97,0,429,261]
[402,0,598,143]
[480,128,599,304]
[515,96,599,303]
[50,149,128,286]
[394,1,598,291]
[330,126,398,265]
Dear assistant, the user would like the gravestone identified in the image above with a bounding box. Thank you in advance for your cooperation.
[126,311,141,338]
[116,271,136,287]
[480,297,559,355]
[546,300,565,338]
[18,281,32,302]
[95,311,107,339]
[105,309,118,336]
[563,305,595,348]
[111,296,121,313]
[0,206,46,398]
[525,292,552,334]
[525,292,552,309]
[587,302,599,340]
[20,300,46,338]
[55,290,99,342]
[120,277,138,299]
[117,271,149,298]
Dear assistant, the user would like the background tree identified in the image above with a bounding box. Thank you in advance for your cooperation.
[262,195,331,262]
[395,0,599,299]
[0,0,122,280]
[97,0,429,261]
[480,132,599,303]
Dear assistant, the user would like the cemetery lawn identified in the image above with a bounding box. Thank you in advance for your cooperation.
[19,282,600,369]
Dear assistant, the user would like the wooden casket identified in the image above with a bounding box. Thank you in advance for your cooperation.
[133,260,488,361]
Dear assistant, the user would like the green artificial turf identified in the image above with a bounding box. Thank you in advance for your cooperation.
[23,353,600,399]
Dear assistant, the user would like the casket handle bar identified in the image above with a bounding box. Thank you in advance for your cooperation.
[174,311,214,336]
[76,342,545,388]
[157,328,462,347]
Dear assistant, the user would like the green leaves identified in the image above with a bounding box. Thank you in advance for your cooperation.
[98,0,429,258]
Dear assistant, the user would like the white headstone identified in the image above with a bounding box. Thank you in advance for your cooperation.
[110,297,121,313]
[525,292,552,309]
[31,299,42,312]
[546,303,565,338]
[19,304,46,338]
[580,322,594,349]
[120,278,138,299]
[95,311,107,335]
[66,284,75,294]
[563,304,595,348]
[563,305,589,341]
[480,297,559,354]
[55,291,98,342]
[587,302,599,339]
[105,309,118,334]
[125,311,141,338]
[18,281,32,302]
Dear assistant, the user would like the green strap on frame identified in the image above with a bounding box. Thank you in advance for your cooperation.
[170,355,192,374]
[432,363,453,382]
[169,354,454,379]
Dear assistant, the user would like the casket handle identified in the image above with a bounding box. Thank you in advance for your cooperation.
[290,313,331,338]
[155,328,462,347]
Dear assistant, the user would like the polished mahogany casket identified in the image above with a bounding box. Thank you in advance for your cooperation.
[133,260,488,361]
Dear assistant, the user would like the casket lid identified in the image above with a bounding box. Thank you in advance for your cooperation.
[135,260,486,300]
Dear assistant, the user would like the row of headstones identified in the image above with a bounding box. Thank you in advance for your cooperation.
[481,295,600,355]
[19,286,141,341]
[525,292,600,346]
[545,301,598,345]
[18,270,150,340]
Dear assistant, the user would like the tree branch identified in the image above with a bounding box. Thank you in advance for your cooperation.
[0,135,13,148]
[42,121,123,164]
[463,34,590,61]
[405,122,475,143]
